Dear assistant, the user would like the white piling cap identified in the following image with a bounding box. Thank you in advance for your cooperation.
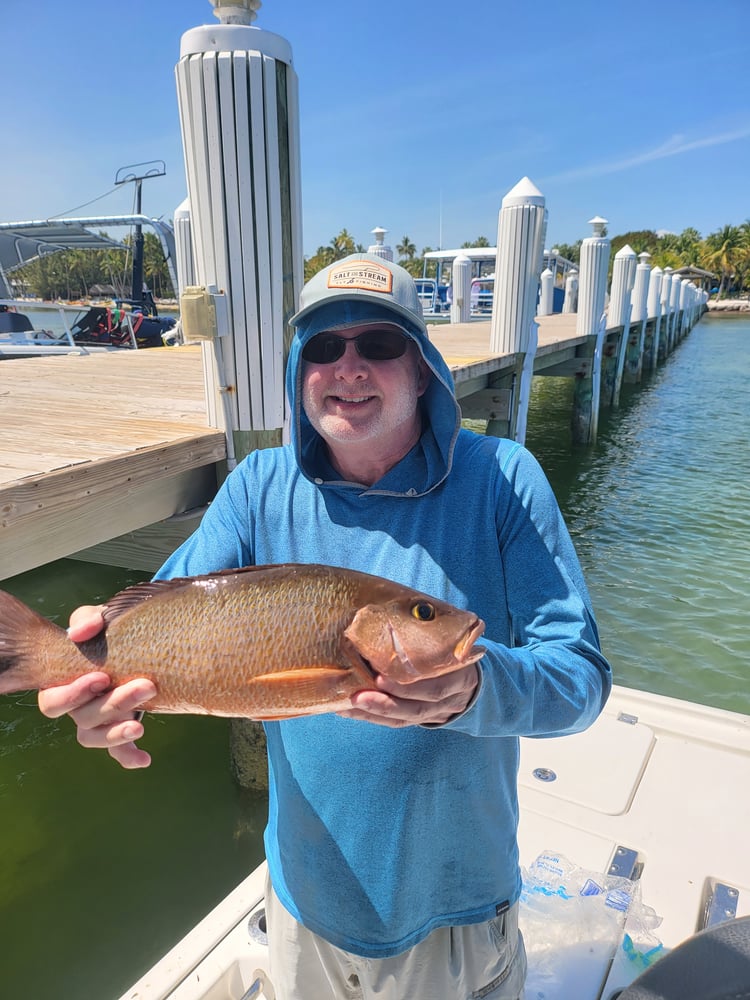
[615,244,637,259]
[370,227,388,243]
[211,0,261,24]
[502,176,545,208]
[638,252,652,263]
[588,216,608,236]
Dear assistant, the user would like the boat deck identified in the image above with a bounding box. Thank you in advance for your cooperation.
[0,315,583,579]
[117,685,750,1000]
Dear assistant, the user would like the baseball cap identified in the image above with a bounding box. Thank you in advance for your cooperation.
[290,253,427,335]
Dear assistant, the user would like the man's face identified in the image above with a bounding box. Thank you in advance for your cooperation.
[301,322,429,454]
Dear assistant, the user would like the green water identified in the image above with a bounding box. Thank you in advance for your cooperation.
[1,313,748,998]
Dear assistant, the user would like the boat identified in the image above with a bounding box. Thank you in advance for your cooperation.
[0,214,179,357]
[118,684,750,1000]
[0,299,178,358]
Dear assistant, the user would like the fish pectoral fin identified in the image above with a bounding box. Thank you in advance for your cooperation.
[246,666,366,718]
[251,666,351,686]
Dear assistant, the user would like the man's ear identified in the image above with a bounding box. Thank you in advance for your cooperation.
[416,357,431,397]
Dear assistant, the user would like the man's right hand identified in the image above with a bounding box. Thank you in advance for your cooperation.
[37,605,156,769]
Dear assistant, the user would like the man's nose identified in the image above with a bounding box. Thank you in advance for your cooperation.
[334,340,367,376]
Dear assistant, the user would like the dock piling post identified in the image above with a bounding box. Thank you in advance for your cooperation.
[661,268,674,353]
[175,0,304,791]
[173,198,197,293]
[538,267,554,316]
[488,176,547,442]
[450,253,472,324]
[562,269,578,313]
[625,252,651,383]
[646,265,663,371]
[610,244,637,405]
[572,217,610,444]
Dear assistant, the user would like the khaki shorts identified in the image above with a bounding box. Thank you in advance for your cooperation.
[265,875,527,1000]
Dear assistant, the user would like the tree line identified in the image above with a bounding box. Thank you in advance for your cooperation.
[307,223,750,298]
[13,221,750,301]
[13,232,173,301]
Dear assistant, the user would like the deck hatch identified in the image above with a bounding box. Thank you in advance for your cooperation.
[519,714,655,815]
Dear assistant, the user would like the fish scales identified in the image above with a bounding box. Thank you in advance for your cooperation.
[0,564,486,720]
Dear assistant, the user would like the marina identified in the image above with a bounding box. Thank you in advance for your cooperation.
[1,0,748,996]
[0,305,698,582]
[1,313,748,1000]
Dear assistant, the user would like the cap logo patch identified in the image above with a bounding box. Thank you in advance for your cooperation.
[327,261,393,294]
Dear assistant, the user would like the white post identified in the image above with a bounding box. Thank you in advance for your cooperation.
[661,268,674,349]
[668,272,681,348]
[450,253,472,324]
[679,279,691,337]
[646,265,663,366]
[537,267,554,316]
[173,198,196,293]
[609,244,637,329]
[562,269,578,313]
[631,252,650,327]
[368,227,393,261]
[610,244,637,403]
[490,176,547,356]
[625,250,650,383]
[576,216,610,338]
[175,0,303,440]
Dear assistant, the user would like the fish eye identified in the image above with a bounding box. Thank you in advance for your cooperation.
[411,602,436,622]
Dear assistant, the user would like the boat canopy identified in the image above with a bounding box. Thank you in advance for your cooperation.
[0,216,178,299]
[423,247,578,286]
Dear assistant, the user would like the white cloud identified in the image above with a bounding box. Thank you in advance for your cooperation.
[540,125,750,185]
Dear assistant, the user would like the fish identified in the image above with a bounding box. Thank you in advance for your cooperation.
[0,564,485,720]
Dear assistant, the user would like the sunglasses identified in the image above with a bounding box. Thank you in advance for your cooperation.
[301,328,409,365]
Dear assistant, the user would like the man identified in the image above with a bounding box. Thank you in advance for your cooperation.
[40,253,611,999]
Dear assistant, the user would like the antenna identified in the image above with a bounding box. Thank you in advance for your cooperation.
[115,160,167,312]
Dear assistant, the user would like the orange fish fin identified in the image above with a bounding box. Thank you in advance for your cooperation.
[0,589,66,694]
[245,666,366,717]
[250,666,351,687]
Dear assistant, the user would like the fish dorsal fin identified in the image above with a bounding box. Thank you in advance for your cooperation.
[100,565,321,627]
[102,579,196,626]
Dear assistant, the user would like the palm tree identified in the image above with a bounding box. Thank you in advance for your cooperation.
[702,225,750,298]
[329,229,357,260]
[397,236,416,260]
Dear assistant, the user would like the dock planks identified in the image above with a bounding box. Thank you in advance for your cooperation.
[0,316,584,579]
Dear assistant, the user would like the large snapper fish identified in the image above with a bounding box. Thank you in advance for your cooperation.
[0,564,485,720]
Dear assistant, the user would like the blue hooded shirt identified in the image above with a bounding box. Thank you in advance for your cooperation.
[156,296,611,957]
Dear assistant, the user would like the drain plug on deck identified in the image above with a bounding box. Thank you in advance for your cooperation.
[532,767,557,782]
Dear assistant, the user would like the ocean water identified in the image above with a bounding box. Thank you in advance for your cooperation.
[0,312,747,998]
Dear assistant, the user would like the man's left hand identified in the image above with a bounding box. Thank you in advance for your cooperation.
[339,664,480,728]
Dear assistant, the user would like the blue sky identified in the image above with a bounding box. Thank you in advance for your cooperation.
[3,0,748,256]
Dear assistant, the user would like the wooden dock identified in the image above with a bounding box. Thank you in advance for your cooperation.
[0,313,637,581]
[0,347,225,580]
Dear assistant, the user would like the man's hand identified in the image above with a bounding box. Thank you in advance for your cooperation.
[339,663,480,728]
[37,605,156,769]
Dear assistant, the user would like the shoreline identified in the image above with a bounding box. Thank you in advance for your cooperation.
[706,298,750,313]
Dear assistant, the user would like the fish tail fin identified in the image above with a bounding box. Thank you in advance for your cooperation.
[0,590,62,693]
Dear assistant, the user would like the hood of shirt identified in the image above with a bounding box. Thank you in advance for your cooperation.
[285,299,461,497]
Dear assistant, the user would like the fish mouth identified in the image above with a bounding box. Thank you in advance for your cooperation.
[455,618,486,664]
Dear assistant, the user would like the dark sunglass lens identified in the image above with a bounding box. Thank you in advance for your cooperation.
[358,331,408,360]
[302,333,345,364]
